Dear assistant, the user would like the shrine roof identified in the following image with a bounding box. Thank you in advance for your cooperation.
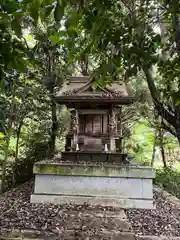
[55,76,135,105]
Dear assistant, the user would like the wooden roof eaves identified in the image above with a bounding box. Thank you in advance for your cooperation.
[54,96,135,105]
[75,79,110,94]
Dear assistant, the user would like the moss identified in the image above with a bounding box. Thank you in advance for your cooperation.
[34,164,72,175]
[33,162,155,178]
[34,163,116,176]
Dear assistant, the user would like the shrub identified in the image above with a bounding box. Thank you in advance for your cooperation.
[154,167,180,199]
[4,139,49,191]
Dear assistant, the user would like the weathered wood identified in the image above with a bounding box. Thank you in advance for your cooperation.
[79,109,108,114]
[71,109,79,150]
[55,96,135,106]
[58,76,134,152]
[109,107,117,135]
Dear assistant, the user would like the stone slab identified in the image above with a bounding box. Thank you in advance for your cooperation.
[137,236,180,240]
[1,235,180,240]
[99,230,135,240]
[94,210,127,219]
[34,174,153,199]
[0,230,135,240]
[34,161,155,179]
[31,194,155,209]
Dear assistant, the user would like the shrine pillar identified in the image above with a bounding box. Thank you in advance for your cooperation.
[71,109,79,151]
[108,106,117,152]
[117,106,123,152]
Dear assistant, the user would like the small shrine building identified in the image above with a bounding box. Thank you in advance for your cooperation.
[31,76,155,209]
[56,76,134,163]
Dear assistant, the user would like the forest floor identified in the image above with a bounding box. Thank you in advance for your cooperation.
[0,179,180,238]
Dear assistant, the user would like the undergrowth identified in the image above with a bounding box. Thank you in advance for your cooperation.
[2,139,49,192]
[155,167,180,199]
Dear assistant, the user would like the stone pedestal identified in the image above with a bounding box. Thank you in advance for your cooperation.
[31,161,155,209]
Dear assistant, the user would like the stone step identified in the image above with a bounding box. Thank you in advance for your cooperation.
[82,209,127,219]
[136,236,180,240]
[0,230,135,240]
[1,230,180,240]
[0,238,44,240]
[1,234,180,240]
[60,218,131,231]
[0,209,132,239]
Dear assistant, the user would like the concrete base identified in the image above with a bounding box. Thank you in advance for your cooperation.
[31,194,155,209]
[31,161,155,209]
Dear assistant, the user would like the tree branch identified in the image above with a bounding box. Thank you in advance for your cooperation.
[161,119,177,137]
[143,67,176,128]
[171,3,180,52]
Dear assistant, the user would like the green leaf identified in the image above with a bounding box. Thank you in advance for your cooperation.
[54,0,65,22]
[11,17,22,37]
[3,0,19,14]
[43,5,54,19]
[42,0,56,5]
[8,57,28,72]
[0,12,10,20]
[0,133,5,140]
[173,91,180,105]
[91,81,98,88]
[97,77,105,87]
[15,96,22,104]
[30,0,40,25]
[67,28,78,38]
[48,32,61,46]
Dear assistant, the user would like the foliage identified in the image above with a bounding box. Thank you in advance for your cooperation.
[126,119,180,166]
[58,0,180,142]
[3,137,49,191]
[0,2,74,191]
[126,120,155,162]
[155,167,180,199]
[1,0,180,194]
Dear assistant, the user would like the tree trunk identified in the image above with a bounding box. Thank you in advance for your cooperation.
[172,3,180,53]
[47,51,58,159]
[15,120,23,163]
[79,54,89,76]
[49,99,58,159]
[151,128,158,167]
[1,83,16,193]
[143,68,176,128]
[159,128,167,168]
[175,104,180,144]
[159,10,169,60]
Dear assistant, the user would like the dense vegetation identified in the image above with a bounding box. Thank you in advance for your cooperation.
[0,0,180,196]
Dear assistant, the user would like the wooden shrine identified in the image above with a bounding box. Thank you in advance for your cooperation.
[31,76,155,209]
[56,76,134,163]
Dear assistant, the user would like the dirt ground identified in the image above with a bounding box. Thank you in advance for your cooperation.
[0,180,180,237]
